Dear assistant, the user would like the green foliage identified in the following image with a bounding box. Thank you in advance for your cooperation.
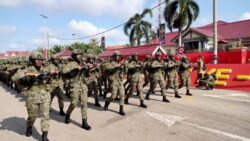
[124,8,153,46]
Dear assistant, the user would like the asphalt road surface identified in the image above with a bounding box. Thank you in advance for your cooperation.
[0,82,250,141]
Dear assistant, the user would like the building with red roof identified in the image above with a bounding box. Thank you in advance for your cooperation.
[99,19,250,58]
[0,51,31,59]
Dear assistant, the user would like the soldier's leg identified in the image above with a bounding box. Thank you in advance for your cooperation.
[80,84,91,130]
[178,75,185,89]
[56,88,65,115]
[65,92,79,124]
[166,76,173,91]
[146,79,157,100]
[173,77,181,98]
[26,102,39,137]
[104,85,118,110]
[93,80,101,107]
[137,80,147,108]
[143,74,149,88]
[118,84,125,116]
[125,83,136,104]
[40,97,50,132]
[159,79,170,102]
[186,76,192,96]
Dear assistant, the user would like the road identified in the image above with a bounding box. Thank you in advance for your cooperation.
[0,82,250,141]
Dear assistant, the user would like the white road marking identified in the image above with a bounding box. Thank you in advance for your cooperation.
[182,121,250,141]
[146,112,186,127]
[203,95,250,103]
[147,112,250,141]
[227,93,249,97]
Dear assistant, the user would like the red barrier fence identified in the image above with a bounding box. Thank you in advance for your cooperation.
[186,48,249,64]
[190,64,250,92]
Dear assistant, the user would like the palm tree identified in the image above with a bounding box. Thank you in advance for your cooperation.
[164,0,200,46]
[124,8,153,46]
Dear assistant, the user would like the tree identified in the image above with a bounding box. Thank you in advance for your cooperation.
[50,45,64,55]
[164,0,200,46]
[124,8,153,46]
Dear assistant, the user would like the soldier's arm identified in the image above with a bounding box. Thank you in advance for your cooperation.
[167,61,175,68]
[151,61,162,68]
[105,62,115,70]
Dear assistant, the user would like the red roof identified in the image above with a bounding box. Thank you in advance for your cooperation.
[152,19,250,45]
[56,50,72,57]
[105,45,127,50]
[98,44,165,58]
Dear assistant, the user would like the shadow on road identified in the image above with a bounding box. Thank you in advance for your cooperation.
[0,116,40,140]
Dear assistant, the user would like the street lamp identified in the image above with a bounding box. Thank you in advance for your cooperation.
[212,0,218,64]
[40,14,50,60]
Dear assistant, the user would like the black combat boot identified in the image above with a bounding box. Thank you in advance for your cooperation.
[124,98,129,104]
[145,93,150,100]
[94,99,101,107]
[140,100,147,108]
[41,131,49,141]
[82,118,92,130]
[65,114,70,124]
[175,92,182,98]
[59,107,66,116]
[186,90,192,96]
[26,127,32,137]
[119,105,126,116]
[163,96,170,102]
[104,101,110,111]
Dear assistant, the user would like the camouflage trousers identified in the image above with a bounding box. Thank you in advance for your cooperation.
[87,78,99,100]
[166,76,178,92]
[179,74,191,90]
[26,95,51,132]
[107,83,125,106]
[148,77,167,96]
[66,84,88,119]
[127,81,144,100]
[51,87,64,108]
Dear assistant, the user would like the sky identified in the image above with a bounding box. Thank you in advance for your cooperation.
[0,0,250,52]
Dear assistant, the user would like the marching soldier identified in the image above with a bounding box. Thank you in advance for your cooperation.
[12,52,51,141]
[142,55,152,88]
[165,54,182,98]
[45,55,66,116]
[178,56,192,96]
[125,52,147,108]
[63,49,91,130]
[86,54,101,107]
[104,51,126,116]
[146,52,170,102]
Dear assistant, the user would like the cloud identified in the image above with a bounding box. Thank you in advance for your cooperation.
[0,0,24,7]
[68,19,127,45]
[239,12,250,20]
[0,25,17,36]
[0,0,145,19]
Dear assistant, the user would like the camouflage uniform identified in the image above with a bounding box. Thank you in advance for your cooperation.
[63,49,91,130]
[198,73,216,90]
[146,52,170,102]
[178,56,192,96]
[125,53,147,108]
[104,51,126,116]
[165,54,182,98]
[86,54,101,107]
[142,55,152,88]
[45,56,65,115]
[11,52,51,141]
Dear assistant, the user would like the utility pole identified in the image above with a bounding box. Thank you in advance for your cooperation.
[213,0,218,64]
[40,14,49,60]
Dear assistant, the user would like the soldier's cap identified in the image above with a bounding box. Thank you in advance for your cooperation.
[87,54,94,59]
[51,55,60,60]
[113,51,121,57]
[72,49,84,55]
[146,55,151,59]
[155,52,162,56]
[132,52,138,56]
[29,51,45,60]
[169,54,174,58]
